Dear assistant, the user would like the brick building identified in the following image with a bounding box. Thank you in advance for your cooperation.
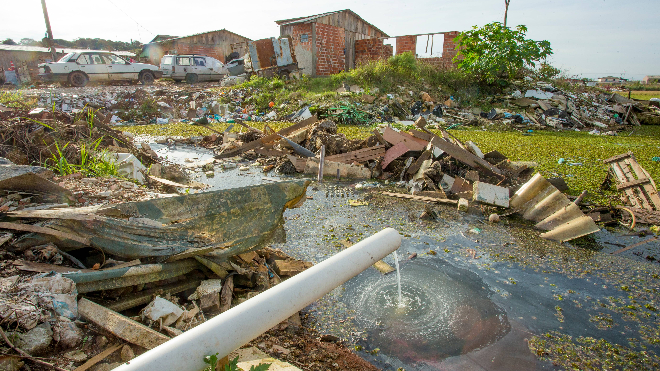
[354,31,462,70]
[276,9,389,76]
[141,29,252,65]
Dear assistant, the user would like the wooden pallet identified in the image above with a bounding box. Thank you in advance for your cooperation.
[604,152,660,211]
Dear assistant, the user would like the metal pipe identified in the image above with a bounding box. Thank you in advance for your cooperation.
[114,228,401,371]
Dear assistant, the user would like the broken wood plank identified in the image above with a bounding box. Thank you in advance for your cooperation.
[407,150,432,175]
[78,298,170,349]
[15,260,92,274]
[325,145,386,164]
[254,148,290,157]
[372,129,388,146]
[416,190,448,199]
[381,142,409,169]
[304,159,371,179]
[611,237,658,255]
[409,129,434,142]
[428,135,503,176]
[216,116,317,159]
[73,343,123,371]
[616,177,651,190]
[382,127,427,151]
[194,256,229,278]
[0,222,90,245]
[381,192,458,205]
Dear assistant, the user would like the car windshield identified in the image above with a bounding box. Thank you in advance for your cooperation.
[57,53,75,62]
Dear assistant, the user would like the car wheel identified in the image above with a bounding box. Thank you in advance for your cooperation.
[185,74,198,84]
[139,71,155,85]
[68,71,88,87]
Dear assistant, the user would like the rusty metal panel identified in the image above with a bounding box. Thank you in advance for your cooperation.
[250,38,277,70]
[273,38,294,66]
[48,181,310,259]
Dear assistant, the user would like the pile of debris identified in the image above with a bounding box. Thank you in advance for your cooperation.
[0,141,313,370]
[214,114,660,244]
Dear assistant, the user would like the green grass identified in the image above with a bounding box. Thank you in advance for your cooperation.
[615,91,660,101]
[449,126,660,204]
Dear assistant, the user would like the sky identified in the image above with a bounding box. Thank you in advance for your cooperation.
[2,0,659,80]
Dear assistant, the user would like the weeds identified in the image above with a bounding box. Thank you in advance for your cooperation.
[45,137,118,177]
[203,354,270,371]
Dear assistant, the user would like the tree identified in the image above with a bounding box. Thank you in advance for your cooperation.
[1,38,17,45]
[19,38,41,46]
[504,0,511,28]
[454,22,552,83]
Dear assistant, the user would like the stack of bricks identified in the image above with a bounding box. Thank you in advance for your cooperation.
[355,38,393,65]
[395,35,417,55]
[315,23,345,76]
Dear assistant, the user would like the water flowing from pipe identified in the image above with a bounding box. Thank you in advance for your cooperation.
[393,250,403,307]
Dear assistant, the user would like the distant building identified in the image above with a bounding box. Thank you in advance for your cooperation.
[276,9,389,76]
[597,76,628,85]
[642,75,660,84]
[141,29,251,65]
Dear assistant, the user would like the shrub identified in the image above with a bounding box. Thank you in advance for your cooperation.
[454,22,553,83]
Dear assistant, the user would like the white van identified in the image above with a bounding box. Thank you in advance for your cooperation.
[159,55,228,83]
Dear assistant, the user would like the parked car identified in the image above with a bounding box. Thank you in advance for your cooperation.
[159,55,227,83]
[38,52,161,87]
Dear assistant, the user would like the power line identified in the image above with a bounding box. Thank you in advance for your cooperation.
[106,0,155,38]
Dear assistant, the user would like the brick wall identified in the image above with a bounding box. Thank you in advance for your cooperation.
[355,38,392,65]
[315,23,345,76]
[288,23,313,75]
[441,31,461,64]
[396,35,417,55]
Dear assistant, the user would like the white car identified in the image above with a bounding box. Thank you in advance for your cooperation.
[38,52,163,87]
[159,55,227,83]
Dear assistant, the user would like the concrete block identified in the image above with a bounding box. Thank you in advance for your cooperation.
[458,198,469,212]
[466,141,485,159]
[473,182,510,208]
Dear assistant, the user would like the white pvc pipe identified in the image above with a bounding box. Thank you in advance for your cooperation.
[114,228,401,371]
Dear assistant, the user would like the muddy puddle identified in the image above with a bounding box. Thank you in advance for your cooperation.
[151,142,660,370]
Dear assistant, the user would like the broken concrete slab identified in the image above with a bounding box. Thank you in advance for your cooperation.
[473,182,510,208]
[142,296,184,326]
[458,198,469,212]
[78,298,170,349]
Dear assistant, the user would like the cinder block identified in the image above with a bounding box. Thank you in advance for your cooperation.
[458,198,469,212]
[473,181,510,208]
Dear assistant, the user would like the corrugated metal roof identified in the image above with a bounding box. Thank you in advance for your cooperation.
[275,9,389,37]
[0,44,135,56]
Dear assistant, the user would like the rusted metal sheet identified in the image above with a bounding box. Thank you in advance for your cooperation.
[273,37,294,66]
[510,173,599,242]
[250,39,277,70]
[381,142,409,169]
[382,127,426,151]
[45,181,310,259]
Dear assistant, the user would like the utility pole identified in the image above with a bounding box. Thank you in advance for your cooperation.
[40,0,57,61]
[504,0,511,28]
